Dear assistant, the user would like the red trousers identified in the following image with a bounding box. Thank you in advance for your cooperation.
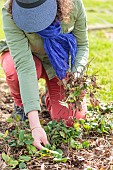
[1,51,87,126]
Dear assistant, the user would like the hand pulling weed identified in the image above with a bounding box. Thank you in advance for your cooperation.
[1,118,68,169]
[60,61,100,117]
[1,102,113,169]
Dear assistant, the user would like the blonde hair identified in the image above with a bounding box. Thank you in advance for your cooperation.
[8,0,73,23]
[56,0,73,23]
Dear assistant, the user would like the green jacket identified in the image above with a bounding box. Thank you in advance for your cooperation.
[1,0,89,114]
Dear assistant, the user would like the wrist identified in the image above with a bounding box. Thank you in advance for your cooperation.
[28,110,41,129]
[31,126,43,131]
[74,72,80,78]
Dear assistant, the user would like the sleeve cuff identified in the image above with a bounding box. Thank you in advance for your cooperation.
[24,100,41,116]
[71,65,86,74]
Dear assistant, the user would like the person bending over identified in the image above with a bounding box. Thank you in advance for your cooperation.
[1,0,89,150]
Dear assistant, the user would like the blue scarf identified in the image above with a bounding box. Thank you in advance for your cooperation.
[37,20,77,80]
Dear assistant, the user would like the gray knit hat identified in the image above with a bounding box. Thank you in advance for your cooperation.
[12,0,57,32]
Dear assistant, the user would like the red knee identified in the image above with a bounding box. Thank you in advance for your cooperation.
[1,51,18,82]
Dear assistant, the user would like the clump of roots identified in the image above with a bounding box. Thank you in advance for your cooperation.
[62,71,100,111]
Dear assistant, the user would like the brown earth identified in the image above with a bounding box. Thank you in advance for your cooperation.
[0,79,113,170]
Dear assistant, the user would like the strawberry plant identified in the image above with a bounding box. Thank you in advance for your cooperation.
[0,117,68,169]
[44,120,81,147]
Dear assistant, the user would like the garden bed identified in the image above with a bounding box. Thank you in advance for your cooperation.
[0,80,113,170]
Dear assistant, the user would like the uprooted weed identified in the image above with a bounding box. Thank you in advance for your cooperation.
[60,70,100,112]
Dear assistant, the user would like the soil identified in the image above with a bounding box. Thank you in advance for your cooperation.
[0,79,113,170]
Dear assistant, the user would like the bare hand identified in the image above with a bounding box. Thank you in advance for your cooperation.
[28,110,49,150]
[32,127,49,150]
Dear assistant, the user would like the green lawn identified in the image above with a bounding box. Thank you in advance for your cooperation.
[83,0,113,10]
[87,12,113,25]
[84,0,113,25]
[88,30,113,102]
[0,0,113,102]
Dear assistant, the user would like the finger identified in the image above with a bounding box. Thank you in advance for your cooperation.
[74,72,80,78]
[33,141,44,150]
[42,138,49,146]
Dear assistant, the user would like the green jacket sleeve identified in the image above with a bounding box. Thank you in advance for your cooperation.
[2,6,41,114]
[72,0,89,73]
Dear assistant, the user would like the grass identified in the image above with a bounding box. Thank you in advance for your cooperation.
[87,12,113,25]
[88,29,113,102]
[83,0,113,25]
[83,0,113,10]
[0,0,113,102]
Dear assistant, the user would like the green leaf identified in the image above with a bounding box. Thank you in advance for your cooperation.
[68,99,75,103]
[24,139,33,145]
[42,147,62,156]
[82,141,90,148]
[55,154,62,159]
[2,153,10,162]
[86,168,93,170]
[69,138,77,149]
[27,145,37,154]
[56,149,63,155]
[9,159,18,168]
[2,153,18,168]
[15,114,21,122]
[79,119,85,124]
[101,119,105,125]
[19,130,25,142]
[9,142,17,147]
[97,128,102,133]
[3,130,8,138]
[91,122,98,127]
[67,84,70,89]
[19,162,26,169]
[83,123,91,130]
[73,89,81,97]
[7,117,13,123]
[53,157,67,163]
[0,132,3,138]
[73,122,80,131]
[59,131,65,138]
[19,155,31,162]
[44,144,52,150]
[70,138,83,149]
